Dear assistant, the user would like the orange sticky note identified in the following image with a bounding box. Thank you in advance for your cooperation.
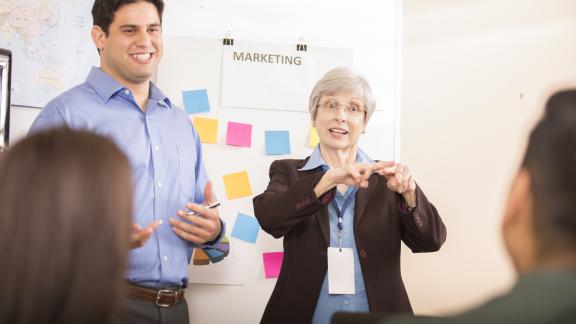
[223,171,253,200]
[308,127,319,148]
[193,117,219,144]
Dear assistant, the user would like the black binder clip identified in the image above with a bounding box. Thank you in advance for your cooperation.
[223,31,234,46]
[296,37,307,51]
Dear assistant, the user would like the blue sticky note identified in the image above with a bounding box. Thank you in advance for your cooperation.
[182,89,210,114]
[265,130,291,155]
[231,213,260,243]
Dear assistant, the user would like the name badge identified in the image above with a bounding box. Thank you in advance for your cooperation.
[327,247,355,294]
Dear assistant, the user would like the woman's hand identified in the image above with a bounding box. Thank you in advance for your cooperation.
[373,162,417,207]
[314,163,373,197]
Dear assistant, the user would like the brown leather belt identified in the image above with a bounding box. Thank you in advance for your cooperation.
[127,284,184,308]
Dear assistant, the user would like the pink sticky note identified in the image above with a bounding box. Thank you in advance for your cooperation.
[262,251,284,278]
[226,122,252,147]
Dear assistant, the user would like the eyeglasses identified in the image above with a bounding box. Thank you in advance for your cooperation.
[316,100,366,117]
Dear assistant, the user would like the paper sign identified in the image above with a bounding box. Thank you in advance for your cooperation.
[231,213,260,243]
[327,247,355,294]
[223,171,253,199]
[308,127,320,147]
[262,252,284,278]
[183,89,210,114]
[265,130,291,155]
[226,122,252,147]
[192,117,218,144]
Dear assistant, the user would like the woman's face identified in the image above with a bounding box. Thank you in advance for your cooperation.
[312,91,367,152]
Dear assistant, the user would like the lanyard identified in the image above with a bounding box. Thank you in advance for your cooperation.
[330,187,358,251]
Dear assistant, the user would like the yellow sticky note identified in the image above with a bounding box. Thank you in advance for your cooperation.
[223,171,253,200]
[193,117,218,144]
[308,127,319,148]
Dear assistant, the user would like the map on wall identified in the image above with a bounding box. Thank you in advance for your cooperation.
[0,0,98,108]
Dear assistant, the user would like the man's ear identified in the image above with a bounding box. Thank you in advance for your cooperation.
[502,168,536,272]
[91,25,105,51]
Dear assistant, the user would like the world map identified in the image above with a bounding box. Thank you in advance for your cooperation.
[0,0,98,108]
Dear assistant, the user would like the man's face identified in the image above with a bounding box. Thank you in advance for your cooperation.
[502,169,537,272]
[92,1,162,88]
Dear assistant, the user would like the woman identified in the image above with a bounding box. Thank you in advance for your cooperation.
[0,127,133,324]
[253,67,447,324]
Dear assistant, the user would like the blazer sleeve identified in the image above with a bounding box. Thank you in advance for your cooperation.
[398,184,447,252]
[253,160,335,238]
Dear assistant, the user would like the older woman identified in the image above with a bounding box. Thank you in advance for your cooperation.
[253,67,447,324]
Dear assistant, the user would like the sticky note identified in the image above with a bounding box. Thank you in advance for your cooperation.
[223,171,252,199]
[265,130,291,155]
[231,213,260,243]
[226,122,252,147]
[193,117,218,144]
[183,89,210,114]
[263,252,284,278]
[308,127,319,147]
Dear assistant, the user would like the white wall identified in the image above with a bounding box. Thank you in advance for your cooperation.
[400,0,576,316]
[7,0,576,322]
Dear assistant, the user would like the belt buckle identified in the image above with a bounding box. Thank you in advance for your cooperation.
[155,289,176,308]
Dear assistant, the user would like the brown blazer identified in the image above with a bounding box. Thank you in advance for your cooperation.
[253,158,447,324]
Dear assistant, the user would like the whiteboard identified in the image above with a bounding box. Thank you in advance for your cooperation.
[7,0,402,322]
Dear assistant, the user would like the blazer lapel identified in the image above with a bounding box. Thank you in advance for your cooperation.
[354,174,379,230]
[297,159,331,246]
[315,206,330,246]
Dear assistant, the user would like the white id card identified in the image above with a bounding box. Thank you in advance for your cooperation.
[327,247,355,294]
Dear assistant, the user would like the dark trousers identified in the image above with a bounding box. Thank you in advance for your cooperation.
[116,296,189,324]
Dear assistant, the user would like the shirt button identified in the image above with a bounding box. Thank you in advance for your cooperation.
[163,256,168,262]
[360,249,367,258]
[158,182,163,188]
[154,145,159,151]
[124,89,130,95]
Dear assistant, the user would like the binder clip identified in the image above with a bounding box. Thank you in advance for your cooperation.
[223,31,234,46]
[296,37,307,51]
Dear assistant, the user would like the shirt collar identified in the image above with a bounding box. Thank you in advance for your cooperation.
[299,145,374,171]
[86,67,171,108]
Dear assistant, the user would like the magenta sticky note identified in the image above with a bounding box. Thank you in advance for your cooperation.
[226,122,252,147]
[262,251,284,279]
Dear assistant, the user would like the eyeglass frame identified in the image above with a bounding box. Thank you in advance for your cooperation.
[315,99,367,118]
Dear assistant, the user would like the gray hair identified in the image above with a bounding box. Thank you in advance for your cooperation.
[308,67,376,123]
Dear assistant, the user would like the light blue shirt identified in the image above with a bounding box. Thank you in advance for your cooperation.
[29,67,211,288]
[300,146,373,324]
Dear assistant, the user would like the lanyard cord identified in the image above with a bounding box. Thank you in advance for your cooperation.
[330,187,358,252]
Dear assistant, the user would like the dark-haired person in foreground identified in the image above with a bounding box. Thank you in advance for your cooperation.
[333,89,576,324]
[0,127,132,324]
[28,1,227,323]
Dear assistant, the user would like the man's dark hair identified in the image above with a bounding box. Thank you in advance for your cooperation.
[92,0,164,35]
[522,89,576,255]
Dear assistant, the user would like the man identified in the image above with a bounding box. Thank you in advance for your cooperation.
[333,89,576,324]
[29,1,227,323]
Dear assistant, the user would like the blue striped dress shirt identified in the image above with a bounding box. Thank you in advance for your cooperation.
[30,67,211,288]
[300,146,372,324]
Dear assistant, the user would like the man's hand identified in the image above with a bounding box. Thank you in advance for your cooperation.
[130,220,162,249]
[170,181,222,245]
